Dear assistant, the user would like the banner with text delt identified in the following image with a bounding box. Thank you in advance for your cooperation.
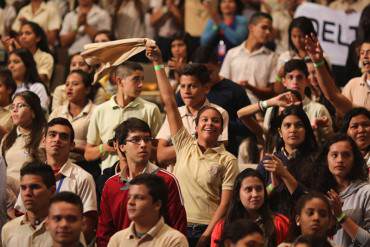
[295,3,360,66]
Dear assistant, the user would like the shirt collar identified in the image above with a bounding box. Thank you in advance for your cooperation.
[16,126,31,137]
[20,213,47,230]
[57,160,74,178]
[120,162,159,184]
[61,100,94,116]
[127,217,165,240]
[238,42,271,56]
[182,99,211,117]
[109,95,141,110]
[302,96,311,106]
[26,2,47,15]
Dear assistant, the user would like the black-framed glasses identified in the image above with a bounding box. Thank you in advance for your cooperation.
[126,136,154,145]
[10,103,30,111]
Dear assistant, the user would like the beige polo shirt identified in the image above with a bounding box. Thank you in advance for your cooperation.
[172,127,238,225]
[34,49,54,81]
[0,105,13,133]
[15,160,97,214]
[107,217,188,247]
[4,128,33,181]
[342,73,370,110]
[49,101,96,162]
[87,95,163,171]
[220,43,278,103]
[1,215,52,247]
[156,100,229,142]
[12,1,61,32]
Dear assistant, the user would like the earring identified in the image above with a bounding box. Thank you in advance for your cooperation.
[296,222,300,226]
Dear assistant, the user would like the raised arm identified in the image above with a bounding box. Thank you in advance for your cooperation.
[146,45,183,136]
[305,34,353,116]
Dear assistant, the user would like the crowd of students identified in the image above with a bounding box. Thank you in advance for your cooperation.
[0,0,369,247]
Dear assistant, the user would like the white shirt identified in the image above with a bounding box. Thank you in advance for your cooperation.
[220,42,277,103]
[60,4,111,55]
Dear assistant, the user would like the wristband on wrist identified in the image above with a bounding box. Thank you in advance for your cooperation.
[266,184,274,193]
[99,144,105,156]
[261,100,268,109]
[313,60,325,68]
[162,6,168,14]
[275,75,282,83]
[212,24,218,31]
[336,212,347,224]
[154,64,165,71]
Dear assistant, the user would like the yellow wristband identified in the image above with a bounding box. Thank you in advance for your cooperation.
[266,184,274,193]
[154,64,164,71]
[99,144,105,156]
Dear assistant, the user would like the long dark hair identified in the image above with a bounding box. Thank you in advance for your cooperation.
[314,134,368,193]
[223,168,277,247]
[286,192,334,242]
[288,17,316,54]
[2,91,47,164]
[357,4,370,42]
[9,49,42,85]
[20,21,51,53]
[264,90,302,153]
[275,105,317,156]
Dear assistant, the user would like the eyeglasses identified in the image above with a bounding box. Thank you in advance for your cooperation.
[10,103,29,111]
[126,136,154,144]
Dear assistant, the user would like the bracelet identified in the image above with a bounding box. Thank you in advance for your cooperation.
[162,6,168,14]
[261,100,268,109]
[313,60,325,68]
[275,75,282,83]
[336,212,347,224]
[212,24,218,31]
[154,64,164,71]
[266,184,274,193]
[99,144,105,156]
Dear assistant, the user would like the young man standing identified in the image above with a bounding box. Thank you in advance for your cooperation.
[157,63,229,167]
[47,191,85,247]
[97,118,187,247]
[107,174,188,247]
[2,162,56,247]
[220,12,278,104]
[85,62,163,172]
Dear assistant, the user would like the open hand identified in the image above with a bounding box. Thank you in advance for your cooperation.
[311,116,329,129]
[327,189,343,217]
[263,154,287,178]
[305,33,324,63]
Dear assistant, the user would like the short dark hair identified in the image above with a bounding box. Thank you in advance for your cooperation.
[20,161,56,188]
[130,174,168,217]
[46,118,75,142]
[179,63,210,86]
[219,219,264,247]
[0,68,17,98]
[293,235,333,247]
[284,59,309,78]
[115,61,143,79]
[249,12,272,25]
[113,118,151,145]
[50,191,83,214]
[340,107,370,134]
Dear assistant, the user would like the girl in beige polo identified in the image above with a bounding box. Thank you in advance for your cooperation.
[147,45,239,247]
[1,91,46,182]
